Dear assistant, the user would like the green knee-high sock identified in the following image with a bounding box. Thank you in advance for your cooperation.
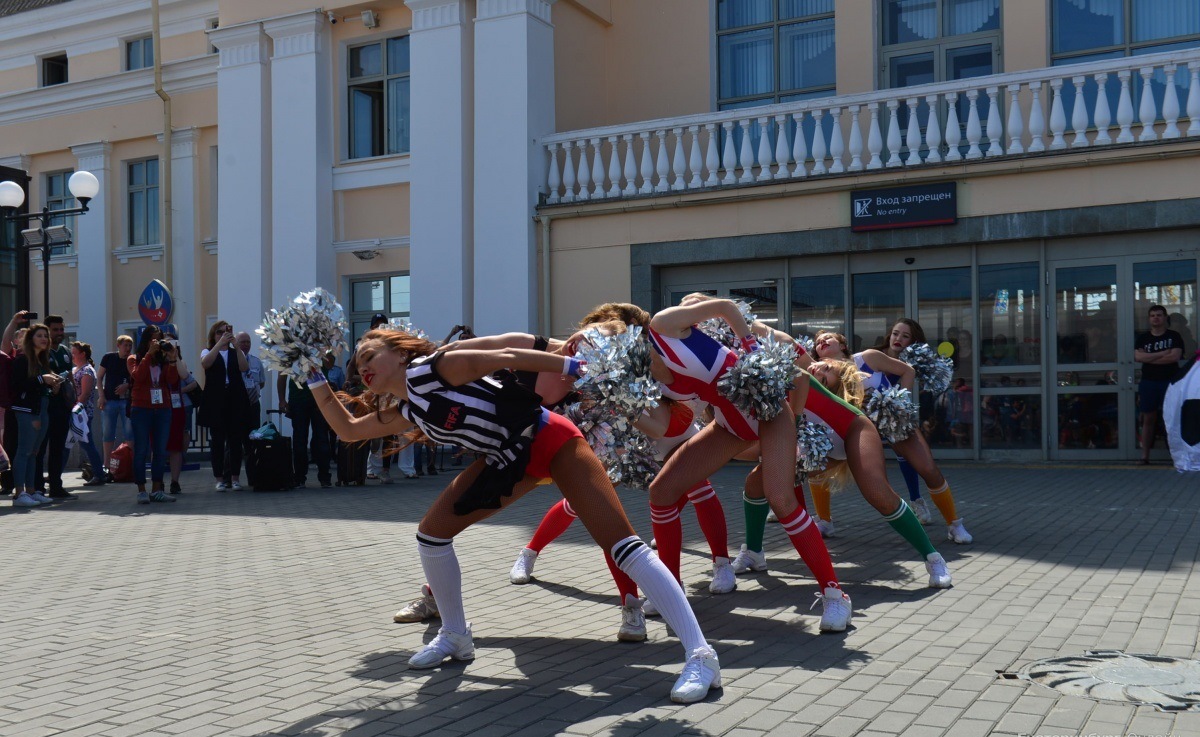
[743,493,770,553]
[884,500,938,558]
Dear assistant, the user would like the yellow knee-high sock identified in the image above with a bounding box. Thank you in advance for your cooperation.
[928,481,959,523]
[810,479,832,521]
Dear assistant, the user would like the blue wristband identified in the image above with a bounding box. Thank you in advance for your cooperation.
[562,357,586,378]
[306,369,328,387]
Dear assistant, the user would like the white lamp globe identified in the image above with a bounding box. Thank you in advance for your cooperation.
[68,170,100,201]
[0,180,25,209]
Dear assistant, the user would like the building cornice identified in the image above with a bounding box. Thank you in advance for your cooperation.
[158,127,200,159]
[113,243,164,265]
[332,236,410,254]
[476,0,555,25]
[0,56,216,127]
[210,24,269,69]
[0,154,31,172]
[406,0,470,31]
[263,11,326,59]
[333,155,411,191]
[70,141,112,172]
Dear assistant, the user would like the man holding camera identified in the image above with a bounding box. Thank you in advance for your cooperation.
[38,315,74,500]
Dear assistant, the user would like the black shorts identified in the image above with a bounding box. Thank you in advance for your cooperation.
[1138,379,1170,414]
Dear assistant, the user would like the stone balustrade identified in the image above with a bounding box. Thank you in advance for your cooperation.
[541,48,1200,205]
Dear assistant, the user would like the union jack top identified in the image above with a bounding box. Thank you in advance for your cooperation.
[648,327,758,441]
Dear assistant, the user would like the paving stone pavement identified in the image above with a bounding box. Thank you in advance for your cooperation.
[2,461,1199,737]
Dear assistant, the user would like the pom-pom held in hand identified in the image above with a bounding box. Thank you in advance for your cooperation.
[384,318,431,342]
[571,325,660,421]
[564,403,660,488]
[697,301,757,349]
[900,343,953,396]
[796,418,833,483]
[796,335,815,357]
[863,385,917,443]
[717,335,799,421]
[258,287,349,388]
[607,430,661,490]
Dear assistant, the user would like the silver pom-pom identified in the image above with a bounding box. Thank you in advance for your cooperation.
[796,418,833,483]
[607,430,661,490]
[697,301,757,349]
[571,325,660,421]
[899,343,953,395]
[716,335,799,421]
[257,287,349,388]
[796,335,815,357]
[863,385,918,443]
[564,404,660,489]
[384,318,430,341]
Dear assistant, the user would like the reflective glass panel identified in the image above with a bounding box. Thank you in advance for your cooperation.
[387,36,410,75]
[1133,259,1199,363]
[349,83,384,159]
[350,43,382,78]
[852,271,905,354]
[390,275,411,315]
[1058,392,1119,449]
[1056,265,1118,364]
[717,0,772,30]
[387,77,410,155]
[946,0,999,35]
[780,18,836,92]
[790,274,844,338]
[781,0,833,20]
[729,285,779,330]
[889,51,935,88]
[918,267,973,450]
[979,262,1040,366]
[885,0,938,45]
[1132,0,1200,42]
[352,279,385,312]
[719,28,775,99]
[1053,0,1123,54]
[981,394,1041,450]
[980,371,1041,389]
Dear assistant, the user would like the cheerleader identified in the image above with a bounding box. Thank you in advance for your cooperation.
[733,358,952,589]
[646,295,852,633]
[310,328,720,703]
[810,325,972,544]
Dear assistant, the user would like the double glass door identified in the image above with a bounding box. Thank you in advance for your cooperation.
[666,280,781,332]
[852,267,974,457]
[1050,256,1198,460]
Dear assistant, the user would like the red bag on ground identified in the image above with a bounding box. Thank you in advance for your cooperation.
[108,442,134,483]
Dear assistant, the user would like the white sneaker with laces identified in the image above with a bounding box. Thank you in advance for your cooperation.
[618,594,647,642]
[13,492,39,507]
[766,509,779,523]
[408,624,475,669]
[912,498,933,524]
[509,548,538,585]
[947,519,973,544]
[709,557,737,594]
[925,552,952,588]
[393,584,439,623]
[730,545,767,574]
[230,481,243,491]
[670,645,722,703]
[812,585,852,632]
[814,516,835,538]
[215,481,228,491]
[30,492,54,504]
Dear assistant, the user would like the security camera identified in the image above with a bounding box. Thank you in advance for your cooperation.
[327,11,338,24]
[904,257,916,265]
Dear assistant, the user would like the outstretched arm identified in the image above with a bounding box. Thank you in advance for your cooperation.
[651,299,753,339]
[434,348,581,387]
[439,332,542,353]
[860,349,916,391]
[310,383,414,441]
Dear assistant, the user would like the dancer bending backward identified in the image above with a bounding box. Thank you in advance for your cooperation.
[510,398,735,630]
[810,325,972,544]
[311,328,721,703]
[646,295,852,632]
[734,358,953,588]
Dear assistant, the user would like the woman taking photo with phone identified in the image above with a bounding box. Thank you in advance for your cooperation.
[128,327,181,504]
[199,320,250,491]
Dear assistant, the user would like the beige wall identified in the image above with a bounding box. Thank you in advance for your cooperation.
[1002,1,1049,72]
[336,183,410,242]
[835,0,876,94]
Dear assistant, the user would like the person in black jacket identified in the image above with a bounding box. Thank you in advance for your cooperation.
[9,324,63,507]
[198,320,250,490]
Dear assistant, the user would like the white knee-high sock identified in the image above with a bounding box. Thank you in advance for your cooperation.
[417,533,467,634]
[612,535,707,654]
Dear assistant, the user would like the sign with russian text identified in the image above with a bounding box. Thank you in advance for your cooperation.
[850,181,957,232]
[138,279,174,326]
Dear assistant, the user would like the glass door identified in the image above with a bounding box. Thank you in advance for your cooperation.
[664,280,781,332]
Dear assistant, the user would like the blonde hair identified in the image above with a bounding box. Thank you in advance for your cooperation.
[807,358,867,491]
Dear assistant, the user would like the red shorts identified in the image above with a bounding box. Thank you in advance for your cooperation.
[525,409,584,480]
[166,408,187,452]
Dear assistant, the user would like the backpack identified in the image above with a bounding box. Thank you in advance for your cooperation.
[107,441,134,483]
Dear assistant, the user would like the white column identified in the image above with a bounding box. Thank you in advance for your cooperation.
[69,142,111,350]
[407,0,473,336]
[472,0,555,334]
[264,12,335,313]
[157,128,200,358]
[210,24,272,348]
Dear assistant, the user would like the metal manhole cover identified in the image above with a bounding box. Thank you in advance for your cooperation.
[1012,650,1200,711]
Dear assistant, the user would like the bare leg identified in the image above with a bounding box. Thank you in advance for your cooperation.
[891,432,946,489]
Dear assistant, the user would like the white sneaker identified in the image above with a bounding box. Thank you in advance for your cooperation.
[393,584,439,623]
[618,594,647,642]
[30,492,54,504]
[509,548,538,585]
[642,579,684,618]
[230,481,243,491]
[12,492,39,507]
[730,545,767,574]
[813,585,852,632]
[670,645,722,703]
[925,552,952,588]
[215,481,228,491]
[408,624,475,669]
[650,537,658,549]
[709,557,737,594]
[947,519,973,544]
[814,516,835,538]
[766,509,779,523]
[912,497,933,524]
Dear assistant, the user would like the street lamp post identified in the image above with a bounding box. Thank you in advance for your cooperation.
[0,171,99,315]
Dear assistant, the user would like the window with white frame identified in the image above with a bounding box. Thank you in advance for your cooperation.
[716,0,836,110]
[347,36,411,159]
[880,0,1001,89]
[126,36,154,70]
[127,158,160,247]
[349,274,410,342]
[43,170,76,256]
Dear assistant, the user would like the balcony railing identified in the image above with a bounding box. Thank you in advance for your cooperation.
[540,49,1200,206]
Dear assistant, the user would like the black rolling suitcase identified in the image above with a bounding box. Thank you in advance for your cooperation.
[246,436,294,491]
[336,440,369,486]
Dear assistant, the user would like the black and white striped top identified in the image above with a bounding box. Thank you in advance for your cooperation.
[398,353,543,513]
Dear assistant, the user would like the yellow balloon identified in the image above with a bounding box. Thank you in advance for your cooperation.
[937,341,955,358]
